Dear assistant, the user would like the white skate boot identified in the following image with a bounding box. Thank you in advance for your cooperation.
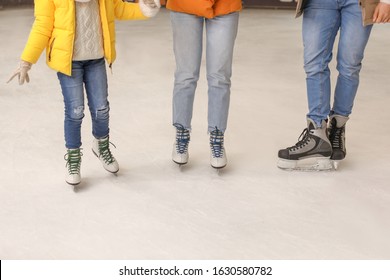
[172,124,190,165]
[64,148,82,185]
[92,136,119,173]
[210,128,227,169]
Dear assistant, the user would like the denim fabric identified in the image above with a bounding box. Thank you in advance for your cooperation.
[302,0,372,127]
[170,11,239,132]
[57,58,110,149]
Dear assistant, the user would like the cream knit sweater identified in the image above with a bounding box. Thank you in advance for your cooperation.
[73,0,104,61]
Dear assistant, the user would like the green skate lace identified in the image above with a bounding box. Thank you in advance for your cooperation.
[98,138,116,165]
[64,149,82,175]
[210,127,224,158]
[174,123,190,154]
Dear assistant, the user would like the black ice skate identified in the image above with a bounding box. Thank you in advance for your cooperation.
[277,118,333,171]
[328,114,348,169]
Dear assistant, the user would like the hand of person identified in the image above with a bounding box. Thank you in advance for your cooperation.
[139,0,161,18]
[7,60,32,85]
[373,3,390,23]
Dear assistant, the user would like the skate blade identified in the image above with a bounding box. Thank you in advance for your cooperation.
[211,164,227,170]
[211,164,227,176]
[332,160,340,170]
[105,168,119,175]
[66,182,80,193]
[277,157,334,171]
[173,160,188,166]
[172,160,188,173]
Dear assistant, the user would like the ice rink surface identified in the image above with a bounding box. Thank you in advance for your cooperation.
[0,7,389,259]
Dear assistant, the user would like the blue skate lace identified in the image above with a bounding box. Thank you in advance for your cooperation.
[98,138,116,165]
[174,123,190,154]
[64,149,83,174]
[210,127,224,158]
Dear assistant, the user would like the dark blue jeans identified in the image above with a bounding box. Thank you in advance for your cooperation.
[57,58,110,149]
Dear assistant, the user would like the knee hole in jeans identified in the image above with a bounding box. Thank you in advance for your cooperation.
[95,105,110,120]
[68,105,84,120]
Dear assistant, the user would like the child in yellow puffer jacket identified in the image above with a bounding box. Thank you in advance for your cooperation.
[8,0,160,186]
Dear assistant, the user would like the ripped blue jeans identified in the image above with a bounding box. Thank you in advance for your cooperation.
[57,58,110,149]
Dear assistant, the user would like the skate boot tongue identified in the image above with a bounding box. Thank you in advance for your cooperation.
[308,122,315,131]
[307,118,326,131]
[330,115,349,128]
[328,115,349,162]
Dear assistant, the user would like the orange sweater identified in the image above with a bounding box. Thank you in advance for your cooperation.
[166,0,242,18]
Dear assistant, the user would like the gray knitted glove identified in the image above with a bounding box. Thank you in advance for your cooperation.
[139,0,161,18]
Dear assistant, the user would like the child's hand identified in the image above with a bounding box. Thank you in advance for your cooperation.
[142,0,159,8]
[373,3,390,23]
[139,0,161,18]
[7,60,32,85]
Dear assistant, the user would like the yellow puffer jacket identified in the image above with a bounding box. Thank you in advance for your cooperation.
[21,0,147,76]
[166,0,242,19]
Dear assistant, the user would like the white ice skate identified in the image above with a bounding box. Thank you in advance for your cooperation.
[92,136,119,173]
[172,124,190,165]
[210,128,227,169]
[65,148,82,185]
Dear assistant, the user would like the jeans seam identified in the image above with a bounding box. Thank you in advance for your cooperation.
[317,15,340,123]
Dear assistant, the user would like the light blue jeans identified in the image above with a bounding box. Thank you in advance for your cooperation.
[57,58,110,149]
[170,11,239,133]
[302,0,372,127]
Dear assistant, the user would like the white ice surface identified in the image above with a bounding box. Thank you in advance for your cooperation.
[0,8,390,259]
